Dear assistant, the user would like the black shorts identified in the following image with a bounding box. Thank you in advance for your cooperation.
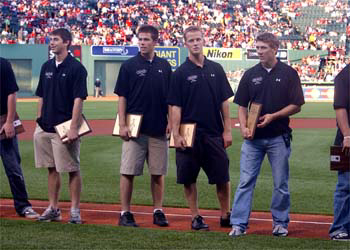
[175,133,230,185]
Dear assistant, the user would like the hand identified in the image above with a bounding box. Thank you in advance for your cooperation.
[174,134,187,150]
[119,125,130,141]
[240,126,252,140]
[257,113,275,128]
[222,131,232,148]
[0,122,15,139]
[343,136,350,156]
[66,127,79,143]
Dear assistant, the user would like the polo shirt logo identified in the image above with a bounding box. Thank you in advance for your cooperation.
[211,74,215,77]
[45,72,53,79]
[187,75,198,83]
[158,69,163,73]
[276,78,281,82]
[252,76,263,85]
[62,73,66,77]
[136,69,147,77]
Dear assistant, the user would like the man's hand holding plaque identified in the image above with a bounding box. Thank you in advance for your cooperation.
[246,102,262,139]
[169,123,196,149]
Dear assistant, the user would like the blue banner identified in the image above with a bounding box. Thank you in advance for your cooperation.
[91,46,139,57]
[155,47,180,70]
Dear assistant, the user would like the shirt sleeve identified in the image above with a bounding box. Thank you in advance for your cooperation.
[35,64,45,97]
[2,58,19,95]
[218,64,234,103]
[288,69,305,106]
[73,65,88,99]
[334,66,349,110]
[233,71,250,107]
[114,63,129,98]
[167,69,183,107]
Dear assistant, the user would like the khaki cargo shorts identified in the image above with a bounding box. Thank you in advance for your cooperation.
[120,134,168,176]
[33,125,80,173]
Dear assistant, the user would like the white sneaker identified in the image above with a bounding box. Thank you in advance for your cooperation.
[229,227,246,237]
[272,225,288,237]
[69,208,82,224]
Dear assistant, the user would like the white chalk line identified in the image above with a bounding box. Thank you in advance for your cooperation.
[0,204,332,225]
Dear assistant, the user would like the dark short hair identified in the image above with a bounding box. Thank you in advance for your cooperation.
[51,28,72,48]
[256,32,279,49]
[183,26,202,41]
[137,25,159,41]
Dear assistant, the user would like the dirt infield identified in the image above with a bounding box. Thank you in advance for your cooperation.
[0,198,332,240]
[18,118,335,140]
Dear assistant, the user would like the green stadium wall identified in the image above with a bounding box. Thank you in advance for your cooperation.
[0,45,327,97]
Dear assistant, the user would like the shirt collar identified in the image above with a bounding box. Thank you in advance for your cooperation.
[137,52,160,64]
[185,56,209,70]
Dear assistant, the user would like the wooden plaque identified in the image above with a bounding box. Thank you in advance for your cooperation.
[247,102,262,139]
[0,112,25,140]
[169,123,196,148]
[54,114,92,143]
[330,146,350,171]
[113,114,143,138]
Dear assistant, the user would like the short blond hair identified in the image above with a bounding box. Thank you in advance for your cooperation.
[183,26,203,41]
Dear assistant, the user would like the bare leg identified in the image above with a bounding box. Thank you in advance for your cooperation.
[120,174,134,212]
[184,183,199,219]
[151,175,164,210]
[69,170,82,210]
[216,181,231,217]
[48,167,61,209]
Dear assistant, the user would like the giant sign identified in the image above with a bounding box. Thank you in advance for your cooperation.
[155,46,180,70]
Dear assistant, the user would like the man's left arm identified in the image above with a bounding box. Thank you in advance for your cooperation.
[257,104,301,128]
[0,92,16,138]
[221,99,232,148]
[67,98,84,143]
[336,108,350,153]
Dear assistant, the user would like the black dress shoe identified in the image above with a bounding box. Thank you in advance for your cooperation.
[220,212,231,227]
[191,215,209,231]
[118,211,139,227]
[153,210,169,227]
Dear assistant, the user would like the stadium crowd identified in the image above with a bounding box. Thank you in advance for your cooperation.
[0,0,348,52]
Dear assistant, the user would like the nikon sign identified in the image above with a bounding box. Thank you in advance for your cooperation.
[203,48,242,60]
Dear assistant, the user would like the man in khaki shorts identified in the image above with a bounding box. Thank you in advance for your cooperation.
[34,28,87,224]
[114,25,172,227]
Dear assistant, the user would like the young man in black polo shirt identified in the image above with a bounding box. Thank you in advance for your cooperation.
[168,26,233,230]
[0,57,39,219]
[34,28,88,224]
[329,64,350,241]
[229,32,305,237]
[114,25,172,227]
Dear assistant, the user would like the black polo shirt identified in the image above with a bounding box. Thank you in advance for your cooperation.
[36,54,88,133]
[0,57,19,116]
[167,57,234,136]
[334,64,350,142]
[114,53,172,137]
[234,60,305,139]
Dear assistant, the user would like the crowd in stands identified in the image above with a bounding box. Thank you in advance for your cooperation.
[1,0,349,83]
[1,0,348,51]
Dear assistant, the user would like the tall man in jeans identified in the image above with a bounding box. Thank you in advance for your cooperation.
[0,57,39,219]
[329,64,350,241]
[229,32,304,237]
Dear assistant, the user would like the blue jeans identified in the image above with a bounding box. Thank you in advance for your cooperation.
[230,135,291,230]
[329,171,350,236]
[0,136,31,215]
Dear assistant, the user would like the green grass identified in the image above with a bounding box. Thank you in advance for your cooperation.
[16,101,335,120]
[0,128,337,215]
[1,219,348,250]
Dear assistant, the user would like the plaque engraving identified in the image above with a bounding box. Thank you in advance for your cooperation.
[113,114,143,138]
[169,123,196,148]
[330,145,350,171]
[247,102,262,138]
[54,114,92,143]
[0,112,25,140]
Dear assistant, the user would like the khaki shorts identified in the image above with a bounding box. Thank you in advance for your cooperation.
[33,125,80,173]
[120,134,168,176]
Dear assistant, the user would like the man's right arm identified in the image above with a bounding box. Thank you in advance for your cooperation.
[171,105,186,150]
[118,96,130,141]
